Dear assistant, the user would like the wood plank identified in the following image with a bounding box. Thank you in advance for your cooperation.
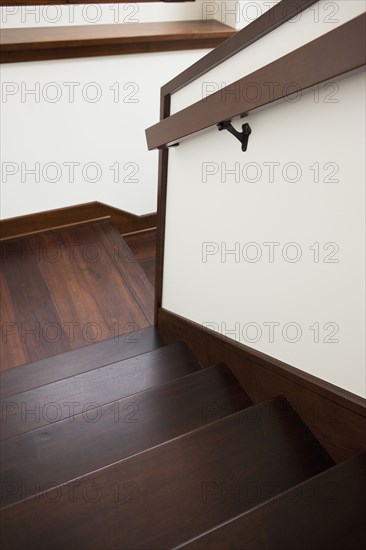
[0,238,72,366]
[35,230,108,352]
[0,271,29,370]
[1,363,252,507]
[0,21,236,63]
[93,222,154,324]
[146,14,366,149]
[139,258,155,286]
[178,451,366,550]
[60,222,152,328]
[124,230,157,262]
[1,341,200,439]
[0,396,334,550]
[0,221,155,370]
[157,308,366,463]
[124,230,157,286]
[0,326,164,398]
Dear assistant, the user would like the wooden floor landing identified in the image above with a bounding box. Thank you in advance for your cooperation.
[0,221,156,371]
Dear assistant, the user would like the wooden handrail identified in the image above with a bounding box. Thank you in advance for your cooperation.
[146,13,366,150]
[0,20,236,63]
[162,0,319,96]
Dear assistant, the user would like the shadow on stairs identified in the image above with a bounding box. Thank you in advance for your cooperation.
[0,222,365,549]
[1,326,365,549]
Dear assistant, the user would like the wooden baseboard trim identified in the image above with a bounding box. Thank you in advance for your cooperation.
[0,202,157,240]
[157,308,366,463]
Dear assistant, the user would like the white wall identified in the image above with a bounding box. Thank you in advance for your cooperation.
[0,2,218,218]
[0,2,212,27]
[0,2,249,219]
[0,1,246,28]
[171,0,365,113]
[0,49,210,218]
[162,0,366,397]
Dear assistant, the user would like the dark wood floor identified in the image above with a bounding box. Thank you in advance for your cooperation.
[0,222,156,372]
[124,229,156,287]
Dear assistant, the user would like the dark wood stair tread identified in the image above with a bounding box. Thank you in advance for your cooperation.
[1,364,252,507]
[0,325,164,398]
[178,451,366,550]
[1,341,200,440]
[1,396,334,549]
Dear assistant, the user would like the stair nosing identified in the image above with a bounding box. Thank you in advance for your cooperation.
[2,340,189,399]
[1,362,235,443]
[0,326,165,398]
[0,362,240,444]
[1,363,252,509]
[1,395,326,511]
[1,340,202,440]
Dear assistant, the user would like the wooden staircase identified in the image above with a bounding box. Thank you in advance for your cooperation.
[1,334,365,549]
[1,224,365,548]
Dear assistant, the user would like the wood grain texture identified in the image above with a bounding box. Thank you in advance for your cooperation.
[178,451,366,550]
[0,202,156,241]
[0,271,29,369]
[1,363,252,507]
[0,396,333,550]
[0,20,236,63]
[0,326,164,398]
[1,341,200,439]
[1,237,73,365]
[157,308,366,463]
[146,13,366,149]
[0,221,154,371]
[124,230,156,286]
[93,222,155,326]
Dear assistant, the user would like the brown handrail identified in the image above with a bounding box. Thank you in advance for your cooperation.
[147,0,365,324]
[146,13,366,150]
[162,0,319,96]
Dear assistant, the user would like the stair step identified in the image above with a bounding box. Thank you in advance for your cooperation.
[92,222,155,324]
[1,396,334,550]
[0,326,164,398]
[1,364,252,508]
[177,451,366,550]
[1,341,200,440]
